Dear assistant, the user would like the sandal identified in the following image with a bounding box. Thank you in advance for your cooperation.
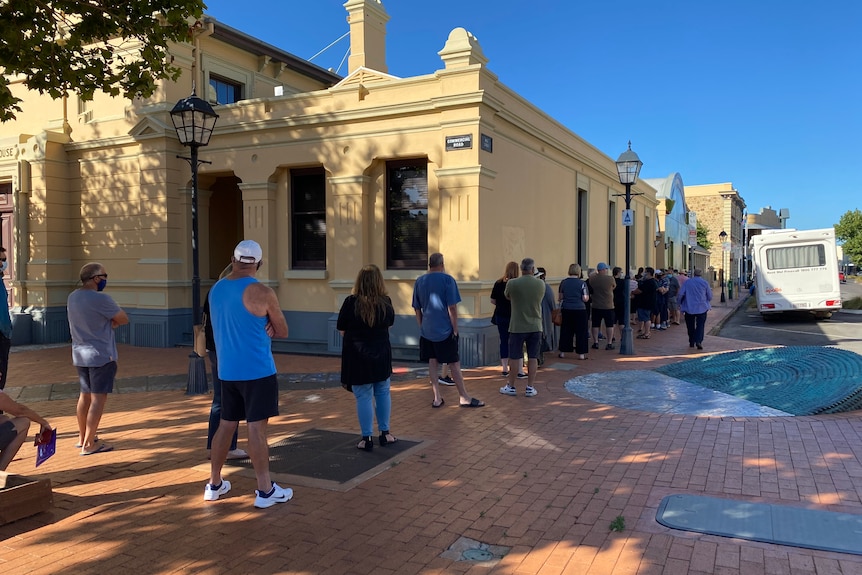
[432,398,445,408]
[460,397,485,408]
[637,334,650,339]
[379,432,397,446]
[357,436,374,452]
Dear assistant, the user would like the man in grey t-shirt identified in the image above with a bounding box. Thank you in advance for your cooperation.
[67,262,128,455]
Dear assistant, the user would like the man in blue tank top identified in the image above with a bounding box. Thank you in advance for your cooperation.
[204,240,292,509]
[412,252,484,409]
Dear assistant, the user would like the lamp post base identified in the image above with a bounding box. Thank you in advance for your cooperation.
[186,352,209,395]
[720,290,726,304]
[619,325,635,355]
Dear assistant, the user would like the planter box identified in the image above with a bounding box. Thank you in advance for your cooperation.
[0,472,53,525]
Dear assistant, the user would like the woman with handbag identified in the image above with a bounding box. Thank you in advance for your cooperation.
[337,264,396,451]
[557,263,591,360]
[490,261,525,377]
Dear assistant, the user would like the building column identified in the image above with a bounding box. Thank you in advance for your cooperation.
[238,182,277,281]
[327,174,371,353]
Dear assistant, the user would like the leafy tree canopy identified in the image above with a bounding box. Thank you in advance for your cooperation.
[835,209,862,268]
[696,221,712,250]
[0,0,206,122]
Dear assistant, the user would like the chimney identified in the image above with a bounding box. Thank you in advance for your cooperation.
[344,0,389,74]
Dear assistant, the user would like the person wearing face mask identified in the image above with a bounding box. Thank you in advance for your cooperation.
[67,262,129,455]
[0,247,11,394]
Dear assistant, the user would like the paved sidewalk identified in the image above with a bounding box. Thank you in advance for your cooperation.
[3,293,862,575]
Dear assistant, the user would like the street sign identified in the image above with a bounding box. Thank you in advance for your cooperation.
[722,241,731,252]
[621,209,633,226]
[688,211,697,228]
[688,229,697,246]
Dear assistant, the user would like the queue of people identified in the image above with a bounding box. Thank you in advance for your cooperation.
[3,245,713,513]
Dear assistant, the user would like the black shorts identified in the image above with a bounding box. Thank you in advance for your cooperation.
[0,419,18,451]
[419,334,460,364]
[508,332,541,360]
[591,308,615,329]
[76,362,118,394]
[221,374,279,423]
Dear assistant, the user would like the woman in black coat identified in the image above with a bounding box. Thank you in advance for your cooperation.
[337,264,396,451]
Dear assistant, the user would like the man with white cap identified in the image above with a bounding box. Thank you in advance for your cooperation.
[204,240,292,509]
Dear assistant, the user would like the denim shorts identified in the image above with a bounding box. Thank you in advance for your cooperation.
[508,331,541,360]
[636,308,652,322]
[76,362,118,394]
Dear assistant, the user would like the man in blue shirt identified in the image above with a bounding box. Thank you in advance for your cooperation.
[412,253,484,409]
[678,268,713,350]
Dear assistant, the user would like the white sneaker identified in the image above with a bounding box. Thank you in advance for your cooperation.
[204,479,231,501]
[226,448,249,460]
[499,384,517,396]
[254,482,294,509]
[525,386,538,397]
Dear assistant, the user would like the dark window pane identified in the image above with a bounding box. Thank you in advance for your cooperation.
[386,160,428,269]
[291,168,326,269]
[209,75,243,105]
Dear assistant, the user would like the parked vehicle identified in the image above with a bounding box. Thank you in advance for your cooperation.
[750,228,842,320]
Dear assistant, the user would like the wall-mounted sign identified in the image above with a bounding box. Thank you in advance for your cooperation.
[445,134,472,151]
[0,147,15,159]
[480,134,493,152]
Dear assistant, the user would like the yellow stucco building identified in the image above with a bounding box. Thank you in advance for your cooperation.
[0,0,658,365]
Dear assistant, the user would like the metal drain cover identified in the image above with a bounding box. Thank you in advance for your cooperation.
[463,548,494,561]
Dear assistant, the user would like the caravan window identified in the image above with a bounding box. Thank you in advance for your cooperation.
[765,245,826,270]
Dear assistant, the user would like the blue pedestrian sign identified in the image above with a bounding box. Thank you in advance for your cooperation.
[621,209,634,227]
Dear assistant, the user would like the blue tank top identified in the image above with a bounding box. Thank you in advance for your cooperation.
[209,276,276,381]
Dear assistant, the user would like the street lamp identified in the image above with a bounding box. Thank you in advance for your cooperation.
[171,91,219,395]
[719,229,727,303]
[615,141,643,356]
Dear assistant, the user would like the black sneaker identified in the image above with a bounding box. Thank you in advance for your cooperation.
[516,372,528,379]
[591,343,599,350]
[605,343,614,350]
[437,376,456,386]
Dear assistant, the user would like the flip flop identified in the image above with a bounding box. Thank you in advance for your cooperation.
[80,443,113,456]
[75,437,99,448]
[432,398,445,408]
[460,397,485,408]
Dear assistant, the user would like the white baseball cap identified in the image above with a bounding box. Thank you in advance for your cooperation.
[233,240,262,264]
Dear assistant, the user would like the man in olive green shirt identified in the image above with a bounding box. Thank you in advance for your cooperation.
[501,258,545,397]
[588,262,618,349]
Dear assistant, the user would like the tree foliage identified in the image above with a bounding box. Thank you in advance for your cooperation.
[0,0,206,122]
[696,221,712,250]
[835,209,862,268]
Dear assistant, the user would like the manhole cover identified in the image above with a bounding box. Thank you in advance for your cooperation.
[463,549,494,561]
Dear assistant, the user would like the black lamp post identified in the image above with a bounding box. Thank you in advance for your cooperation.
[170,91,218,395]
[719,230,727,303]
[615,142,643,356]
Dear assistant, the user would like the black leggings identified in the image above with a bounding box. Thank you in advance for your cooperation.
[558,308,589,354]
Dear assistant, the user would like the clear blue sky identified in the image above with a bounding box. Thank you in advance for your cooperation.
[202,0,860,232]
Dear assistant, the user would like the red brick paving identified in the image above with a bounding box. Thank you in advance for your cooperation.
[2,296,862,574]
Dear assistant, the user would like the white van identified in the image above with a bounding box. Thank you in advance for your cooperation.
[750,228,842,320]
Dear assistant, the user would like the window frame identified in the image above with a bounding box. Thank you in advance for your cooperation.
[290,167,327,270]
[385,159,429,270]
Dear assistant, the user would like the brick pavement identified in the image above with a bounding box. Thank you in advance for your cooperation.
[2,294,862,574]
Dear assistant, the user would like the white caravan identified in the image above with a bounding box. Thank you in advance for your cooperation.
[750,228,842,320]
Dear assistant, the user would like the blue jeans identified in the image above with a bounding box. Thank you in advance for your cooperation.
[207,348,239,450]
[684,311,708,345]
[352,378,392,437]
